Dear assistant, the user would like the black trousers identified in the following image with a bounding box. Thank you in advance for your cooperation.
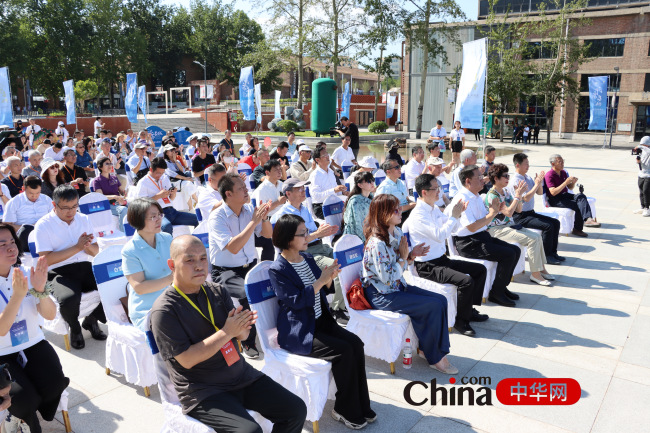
[547,192,593,231]
[188,375,307,433]
[312,202,324,220]
[0,340,70,433]
[48,262,106,333]
[304,314,371,425]
[513,210,561,256]
[639,177,650,208]
[16,224,34,254]
[211,262,258,348]
[453,232,520,297]
[415,255,486,323]
[254,235,275,261]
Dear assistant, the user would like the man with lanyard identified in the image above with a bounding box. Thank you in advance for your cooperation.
[1,157,25,198]
[336,116,360,159]
[219,129,235,154]
[271,178,349,325]
[208,173,273,359]
[149,235,307,433]
[61,149,89,198]
[134,157,198,235]
[127,141,151,183]
[428,120,447,152]
[191,138,216,185]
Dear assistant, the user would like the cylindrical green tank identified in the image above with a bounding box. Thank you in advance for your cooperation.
[311,78,338,135]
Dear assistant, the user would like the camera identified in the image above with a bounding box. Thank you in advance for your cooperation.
[578,184,584,194]
[329,121,343,137]
[632,147,642,156]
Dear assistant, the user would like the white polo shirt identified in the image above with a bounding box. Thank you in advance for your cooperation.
[134,174,173,209]
[408,200,459,261]
[253,179,283,216]
[308,166,341,205]
[208,203,261,267]
[196,184,222,220]
[331,145,355,167]
[2,192,52,226]
[43,147,64,162]
[404,159,425,190]
[34,211,95,270]
[448,187,488,237]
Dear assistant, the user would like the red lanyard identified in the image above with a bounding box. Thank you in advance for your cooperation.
[64,165,76,179]
[147,175,163,191]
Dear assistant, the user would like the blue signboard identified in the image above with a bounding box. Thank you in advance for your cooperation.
[146,125,166,148]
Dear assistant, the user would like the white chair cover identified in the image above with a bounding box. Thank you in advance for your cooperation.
[333,235,418,363]
[446,235,497,300]
[245,261,336,423]
[373,169,386,186]
[79,192,118,237]
[191,222,213,281]
[322,195,344,244]
[538,193,576,235]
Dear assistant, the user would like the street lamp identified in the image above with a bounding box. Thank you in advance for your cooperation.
[193,60,208,134]
[608,66,620,149]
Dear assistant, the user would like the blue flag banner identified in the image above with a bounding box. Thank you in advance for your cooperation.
[387,94,395,120]
[588,76,608,130]
[239,67,255,121]
[146,125,166,148]
[63,80,76,125]
[341,82,351,119]
[125,73,138,123]
[173,130,192,146]
[274,90,281,119]
[138,85,148,124]
[0,67,13,127]
[454,38,487,129]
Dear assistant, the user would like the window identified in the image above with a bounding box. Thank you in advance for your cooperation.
[580,74,620,92]
[586,38,625,58]
[645,74,650,92]
[524,42,557,60]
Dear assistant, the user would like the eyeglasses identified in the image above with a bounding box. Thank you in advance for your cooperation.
[421,186,440,192]
[146,213,163,222]
[501,174,510,179]
[388,165,400,171]
[393,208,401,215]
[295,231,309,238]
[56,203,79,211]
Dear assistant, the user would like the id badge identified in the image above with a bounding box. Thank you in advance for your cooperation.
[73,183,79,189]
[10,320,29,347]
[220,340,240,366]
[162,197,171,204]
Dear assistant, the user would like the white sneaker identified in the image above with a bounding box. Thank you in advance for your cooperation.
[633,208,645,214]
[643,209,650,217]
[1,414,23,433]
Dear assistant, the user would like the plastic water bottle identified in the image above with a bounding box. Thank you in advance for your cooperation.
[402,338,412,369]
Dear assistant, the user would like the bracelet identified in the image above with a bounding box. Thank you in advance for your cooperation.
[28,282,52,299]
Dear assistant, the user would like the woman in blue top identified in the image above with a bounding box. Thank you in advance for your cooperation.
[75,138,95,178]
[121,198,173,331]
[343,171,375,241]
[269,214,375,430]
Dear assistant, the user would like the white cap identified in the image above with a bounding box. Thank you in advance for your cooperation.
[298,145,312,153]
[358,156,378,169]
[58,121,65,126]
[640,136,650,146]
[296,139,305,145]
[429,157,444,166]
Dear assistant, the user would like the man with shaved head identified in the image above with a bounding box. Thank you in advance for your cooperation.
[149,236,306,433]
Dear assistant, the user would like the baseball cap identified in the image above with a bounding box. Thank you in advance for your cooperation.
[282,178,310,194]
[298,145,312,153]
[58,121,65,126]
[296,139,305,145]
[358,156,378,169]
[640,136,650,146]
[134,141,148,149]
[429,157,444,166]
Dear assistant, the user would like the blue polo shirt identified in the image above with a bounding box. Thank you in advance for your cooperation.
[271,202,318,233]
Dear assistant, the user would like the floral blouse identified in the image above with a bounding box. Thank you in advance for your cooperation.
[484,187,514,228]
[343,194,372,242]
[361,226,408,294]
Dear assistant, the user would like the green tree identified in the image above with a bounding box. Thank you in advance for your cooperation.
[240,42,288,95]
[74,80,99,112]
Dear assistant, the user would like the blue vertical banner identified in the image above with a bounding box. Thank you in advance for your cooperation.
[0,67,13,127]
[588,76,608,130]
[386,93,395,120]
[274,90,281,119]
[63,80,76,125]
[340,82,351,119]
[239,67,255,121]
[125,73,138,123]
[138,85,148,124]
[454,38,487,129]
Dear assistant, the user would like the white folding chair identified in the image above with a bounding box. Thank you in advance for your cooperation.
[341,161,353,177]
[92,245,157,395]
[402,222,457,329]
[191,222,212,281]
[30,231,103,351]
[538,180,576,235]
[446,235,497,303]
[321,195,344,244]
[333,235,417,374]
[79,192,118,237]
[238,163,253,177]
[245,261,334,433]
[373,169,386,186]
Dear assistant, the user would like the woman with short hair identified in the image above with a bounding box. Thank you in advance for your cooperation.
[343,171,375,241]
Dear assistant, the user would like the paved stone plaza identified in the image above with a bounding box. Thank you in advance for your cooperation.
[39,137,649,433]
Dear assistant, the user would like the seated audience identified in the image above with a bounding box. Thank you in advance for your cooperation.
[39,158,64,198]
[449,149,476,199]
[21,150,42,178]
[133,157,198,235]
[384,140,404,167]
[239,133,253,155]
[1,157,24,198]
[75,138,96,177]
[479,145,496,194]
[345,156,377,191]
[0,227,69,433]
[43,141,64,162]
[448,165,521,307]
[404,146,426,195]
[511,153,565,264]
[252,160,285,261]
[2,176,52,253]
[251,149,271,188]
[121,198,172,331]
[289,145,315,181]
[248,136,260,155]
[545,154,599,237]
[271,178,348,325]
[270,215,375,429]
[60,149,89,198]
[191,139,216,185]
[286,132,297,156]
[308,147,348,219]
[362,194,457,374]
[149,235,307,433]
[94,138,119,168]
[269,141,290,167]
[90,157,128,232]
[34,185,107,350]
[195,164,226,220]
[426,157,450,209]
[127,141,151,184]
[343,171,375,242]
[376,160,415,220]
[486,164,554,286]
[409,174,487,336]
[208,174,273,359]
[239,149,261,171]
[162,144,197,209]
[330,136,357,171]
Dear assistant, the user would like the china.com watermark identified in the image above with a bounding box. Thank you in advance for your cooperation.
[404,377,581,406]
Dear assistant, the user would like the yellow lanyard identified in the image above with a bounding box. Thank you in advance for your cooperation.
[173,285,219,332]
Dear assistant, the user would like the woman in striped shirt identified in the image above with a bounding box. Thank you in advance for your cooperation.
[269,214,375,430]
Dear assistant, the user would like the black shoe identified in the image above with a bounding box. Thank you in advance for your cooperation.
[70,329,85,350]
[364,409,377,423]
[553,254,566,262]
[470,308,489,322]
[488,293,516,307]
[504,288,520,300]
[453,321,476,336]
[546,255,562,265]
[241,343,260,359]
[82,317,107,341]
[331,309,349,326]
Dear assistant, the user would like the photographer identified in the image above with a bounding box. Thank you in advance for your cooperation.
[634,136,650,216]
[335,116,360,159]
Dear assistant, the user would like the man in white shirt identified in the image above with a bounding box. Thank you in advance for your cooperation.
[330,136,357,171]
[289,145,316,181]
[252,159,286,261]
[428,120,447,151]
[3,175,52,252]
[95,138,119,168]
[208,173,273,358]
[447,165,521,307]
[427,157,451,208]
[196,163,226,220]
[134,157,198,234]
[127,141,151,182]
[43,141,65,162]
[407,173,488,336]
[404,145,426,194]
[94,117,105,138]
[449,149,477,199]
[55,121,69,144]
[308,147,348,219]
[25,118,41,147]
[34,185,106,349]
[376,160,415,219]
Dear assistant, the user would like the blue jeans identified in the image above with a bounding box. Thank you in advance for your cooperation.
[364,283,449,365]
[110,203,128,232]
[161,207,199,235]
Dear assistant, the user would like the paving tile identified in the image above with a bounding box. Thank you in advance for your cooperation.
[591,378,650,433]
[619,313,650,369]
[613,362,650,387]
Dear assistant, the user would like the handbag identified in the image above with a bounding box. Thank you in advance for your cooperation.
[119,283,132,324]
[346,278,372,310]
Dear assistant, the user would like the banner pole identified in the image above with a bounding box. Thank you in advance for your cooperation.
[601,77,610,149]
[480,38,489,160]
